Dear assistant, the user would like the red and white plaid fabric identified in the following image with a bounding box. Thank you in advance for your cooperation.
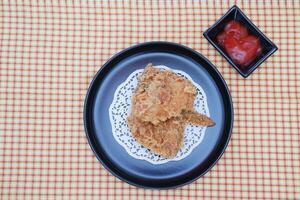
[0,1,299,199]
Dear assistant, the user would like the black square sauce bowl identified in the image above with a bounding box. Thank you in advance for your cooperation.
[203,5,278,78]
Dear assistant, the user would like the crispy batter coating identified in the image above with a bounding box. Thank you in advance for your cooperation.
[128,115,185,158]
[127,64,215,158]
[131,63,196,125]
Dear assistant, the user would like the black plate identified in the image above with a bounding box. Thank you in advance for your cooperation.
[84,41,233,189]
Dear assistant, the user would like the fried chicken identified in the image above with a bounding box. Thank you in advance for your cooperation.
[127,115,185,158]
[127,64,215,158]
[181,110,215,127]
[130,64,196,125]
[128,111,214,158]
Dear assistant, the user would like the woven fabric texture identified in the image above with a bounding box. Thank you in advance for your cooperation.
[0,1,299,199]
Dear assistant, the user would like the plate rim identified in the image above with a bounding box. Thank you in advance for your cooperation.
[83,41,234,189]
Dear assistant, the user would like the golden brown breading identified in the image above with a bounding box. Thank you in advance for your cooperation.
[127,64,215,158]
[131,63,196,125]
[127,115,185,158]
[181,111,215,126]
[127,111,215,158]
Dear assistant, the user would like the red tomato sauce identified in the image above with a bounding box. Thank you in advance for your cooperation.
[217,20,262,66]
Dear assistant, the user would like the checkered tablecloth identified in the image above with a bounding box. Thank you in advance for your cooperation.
[0,1,299,199]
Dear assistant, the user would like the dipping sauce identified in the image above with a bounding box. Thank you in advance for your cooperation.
[217,20,262,66]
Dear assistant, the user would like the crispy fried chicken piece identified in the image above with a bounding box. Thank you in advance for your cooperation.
[181,111,215,126]
[127,111,214,158]
[127,64,215,158]
[127,115,185,158]
[131,63,196,125]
